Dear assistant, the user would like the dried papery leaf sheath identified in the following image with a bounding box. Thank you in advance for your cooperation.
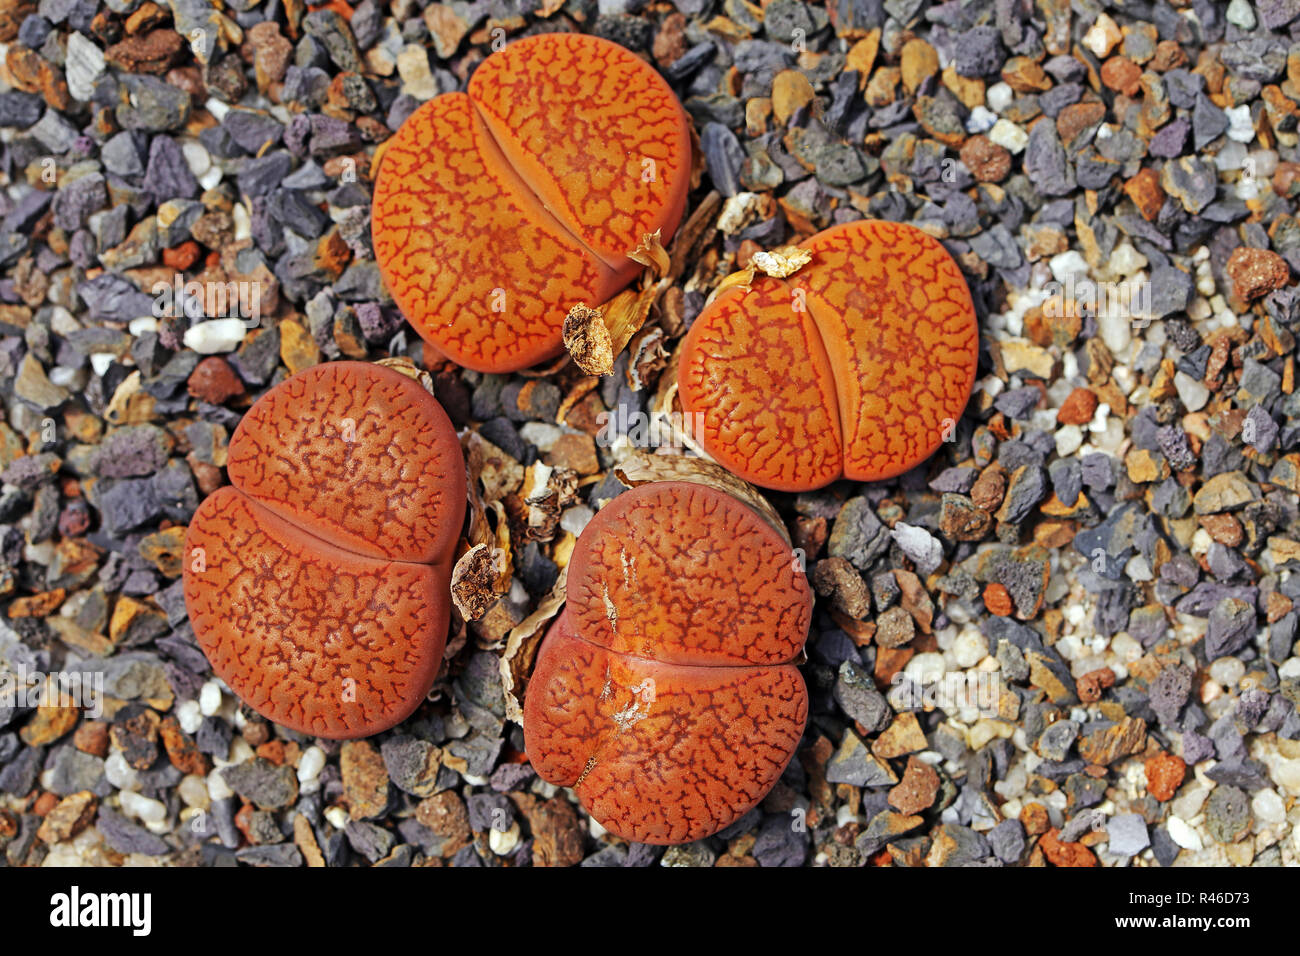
[372,33,691,374]
[523,481,811,844]
[183,362,466,739]
[679,220,980,492]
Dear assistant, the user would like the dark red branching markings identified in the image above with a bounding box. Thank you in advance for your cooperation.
[679,220,979,491]
[524,481,811,845]
[183,362,465,739]
[372,33,691,374]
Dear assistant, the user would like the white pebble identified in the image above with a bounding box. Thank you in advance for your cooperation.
[105,751,139,792]
[1225,105,1255,143]
[988,118,1027,153]
[232,202,252,241]
[325,806,349,830]
[1098,308,1131,353]
[199,681,223,716]
[1166,815,1203,851]
[1055,424,1083,457]
[1226,0,1256,28]
[396,44,439,100]
[1271,757,1300,793]
[952,630,988,669]
[49,367,85,389]
[178,774,210,810]
[519,422,562,449]
[177,699,203,734]
[207,767,234,801]
[904,652,946,684]
[1049,251,1089,283]
[1208,657,1245,687]
[1125,553,1153,582]
[489,822,521,855]
[1251,789,1285,824]
[129,316,159,336]
[1173,785,1210,819]
[560,505,594,536]
[965,105,997,134]
[1174,371,1209,412]
[182,141,211,177]
[298,746,326,784]
[65,32,105,102]
[985,82,1013,113]
[183,319,248,355]
[1108,242,1147,277]
[120,790,166,824]
[89,353,115,376]
[1110,633,1142,662]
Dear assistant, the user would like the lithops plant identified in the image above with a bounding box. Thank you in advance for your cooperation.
[678,219,980,491]
[523,480,811,844]
[372,32,692,374]
[183,362,464,739]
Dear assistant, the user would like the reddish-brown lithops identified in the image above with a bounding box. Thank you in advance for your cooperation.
[372,32,691,374]
[523,480,811,844]
[183,362,465,739]
[679,219,980,491]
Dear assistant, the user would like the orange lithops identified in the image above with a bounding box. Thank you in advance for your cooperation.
[372,33,691,373]
[679,220,980,491]
[183,362,465,739]
[523,481,811,844]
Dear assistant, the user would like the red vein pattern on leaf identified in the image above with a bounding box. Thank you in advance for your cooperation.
[184,488,445,740]
[678,281,844,492]
[678,220,979,490]
[226,361,461,564]
[183,362,464,738]
[568,481,811,666]
[469,32,691,265]
[525,613,807,845]
[371,33,691,373]
[371,93,620,373]
[524,481,811,844]
[799,220,979,481]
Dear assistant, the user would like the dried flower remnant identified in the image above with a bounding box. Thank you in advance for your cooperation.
[562,303,614,377]
[751,245,813,279]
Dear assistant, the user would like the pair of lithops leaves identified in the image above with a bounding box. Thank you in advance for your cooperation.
[371,34,978,493]
[184,362,808,843]
[371,32,691,374]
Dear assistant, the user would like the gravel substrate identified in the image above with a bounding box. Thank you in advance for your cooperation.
[1,0,1299,867]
